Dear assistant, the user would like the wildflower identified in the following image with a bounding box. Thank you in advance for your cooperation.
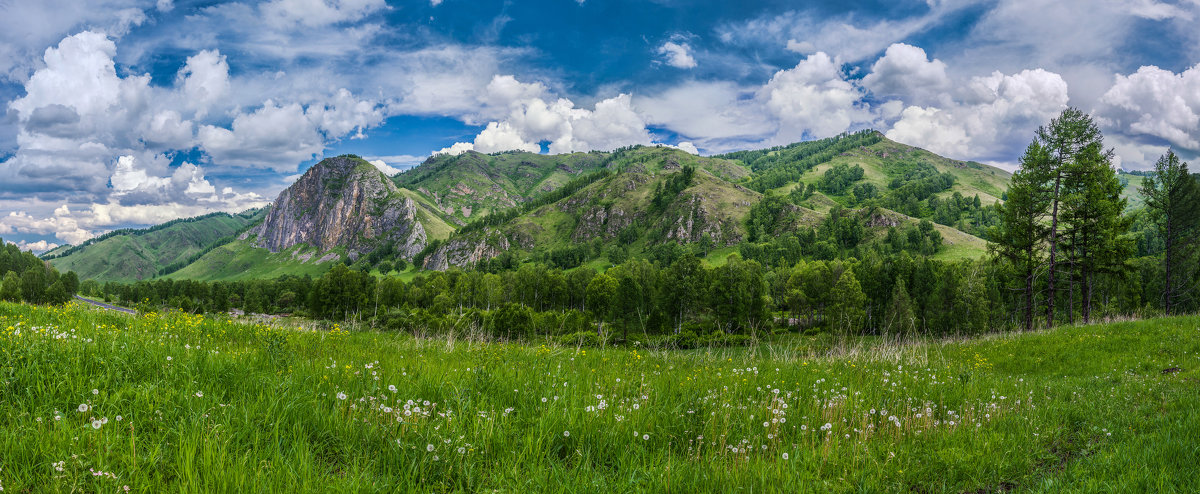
[426,444,435,452]
[115,416,122,421]
[782,452,789,460]
[563,431,570,437]
[92,389,99,395]
[166,356,172,361]
[337,392,347,400]
[91,420,102,429]
[388,385,397,393]
[642,434,649,441]
[195,391,203,398]
[77,404,89,413]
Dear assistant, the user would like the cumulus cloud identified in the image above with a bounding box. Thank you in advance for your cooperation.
[198,101,324,170]
[657,41,697,69]
[436,76,653,156]
[178,50,230,118]
[369,160,403,175]
[861,43,951,107]
[886,69,1069,162]
[1097,64,1200,151]
[0,210,92,245]
[758,52,879,142]
[5,239,60,254]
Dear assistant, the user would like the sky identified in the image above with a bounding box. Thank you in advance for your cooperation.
[1,0,1199,253]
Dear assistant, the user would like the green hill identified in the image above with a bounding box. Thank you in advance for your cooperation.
[43,209,266,282]
[161,237,340,281]
[421,136,998,270]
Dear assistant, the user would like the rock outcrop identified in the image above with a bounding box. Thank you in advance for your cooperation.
[251,156,427,259]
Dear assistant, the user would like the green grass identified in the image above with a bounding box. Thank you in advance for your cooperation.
[162,239,339,281]
[2,301,1196,491]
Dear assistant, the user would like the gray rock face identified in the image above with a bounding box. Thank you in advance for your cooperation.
[251,156,427,259]
[422,232,511,271]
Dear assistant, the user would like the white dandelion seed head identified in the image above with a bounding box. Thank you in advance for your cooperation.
[77,404,89,413]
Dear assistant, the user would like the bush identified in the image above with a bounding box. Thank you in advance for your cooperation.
[555,330,608,347]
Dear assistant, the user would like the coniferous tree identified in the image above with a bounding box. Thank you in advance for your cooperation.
[883,278,916,337]
[1060,137,1130,323]
[1034,108,1107,327]
[1140,150,1200,314]
[990,143,1052,331]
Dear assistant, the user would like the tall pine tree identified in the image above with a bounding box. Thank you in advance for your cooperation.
[1140,150,1200,314]
[990,143,1052,331]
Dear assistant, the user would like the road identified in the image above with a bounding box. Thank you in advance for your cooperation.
[74,295,137,315]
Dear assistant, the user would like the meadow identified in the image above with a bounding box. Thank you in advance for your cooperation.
[0,301,1197,492]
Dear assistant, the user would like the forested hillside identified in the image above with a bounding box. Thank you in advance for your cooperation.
[44,210,266,282]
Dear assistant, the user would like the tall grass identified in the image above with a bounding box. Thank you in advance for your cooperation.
[0,301,1197,492]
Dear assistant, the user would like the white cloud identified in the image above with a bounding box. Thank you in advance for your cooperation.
[435,77,654,156]
[886,69,1070,161]
[434,142,476,156]
[197,101,324,171]
[758,52,877,142]
[635,81,775,151]
[156,0,174,12]
[657,41,697,69]
[861,43,951,107]
[369,160,403,175]
[260,0,388,28]
[178,50,230,118]
[0,0,151,81]
[431,0,443,6]
[6,239,60,254]
[0,210,92,245]
[1097,64,1200,151]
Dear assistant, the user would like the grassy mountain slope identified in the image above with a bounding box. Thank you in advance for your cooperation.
[395,146,751,228]
[45,210,266,282]
[421,147,766,269]
[394,151,611,225]
[162,238,340,281]
[764,135,1011,211]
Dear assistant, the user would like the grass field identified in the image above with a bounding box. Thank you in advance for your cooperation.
[1,301,1197,492]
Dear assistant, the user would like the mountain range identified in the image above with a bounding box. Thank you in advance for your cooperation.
[46,131,1029,282]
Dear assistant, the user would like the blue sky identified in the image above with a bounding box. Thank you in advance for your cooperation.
[2,0,1199,252]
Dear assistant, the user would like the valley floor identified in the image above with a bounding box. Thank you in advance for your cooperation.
[0,302,1197,492]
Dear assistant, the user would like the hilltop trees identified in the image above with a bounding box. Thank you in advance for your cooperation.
[1140,150,1200,314]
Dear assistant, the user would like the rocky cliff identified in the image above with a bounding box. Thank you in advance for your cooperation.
[250,156,429,259]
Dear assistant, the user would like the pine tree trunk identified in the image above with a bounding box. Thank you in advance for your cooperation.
[1165,218,1174,314]
[1047,172,1062,328]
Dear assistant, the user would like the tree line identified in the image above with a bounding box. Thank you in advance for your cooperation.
[991,108,1200,330]
[0,239,79,305]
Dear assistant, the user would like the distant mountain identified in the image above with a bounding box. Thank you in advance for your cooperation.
[57,133,1030,282]
[421,146,767,269]
[420,133,1009,269]
[43,209,266,282]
